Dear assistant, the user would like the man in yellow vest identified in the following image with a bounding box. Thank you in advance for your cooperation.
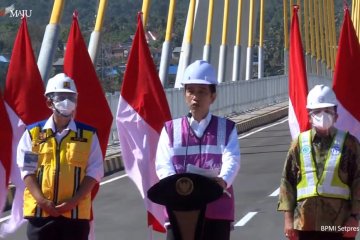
[17,73,104,240]
[278,85,360,240]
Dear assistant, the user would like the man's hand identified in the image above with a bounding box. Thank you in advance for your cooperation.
[284,211,298,240]
[56,198,79,214]
[54,176,97,214]
[37,198,60,217]
[24,175,60,217]
[213,177,227,189]
[342,216,359,238]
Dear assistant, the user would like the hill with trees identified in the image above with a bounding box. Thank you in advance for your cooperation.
[0,0,348,91]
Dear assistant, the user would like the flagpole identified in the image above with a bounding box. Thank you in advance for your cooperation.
[318,0,326,76]
[232,0,243,81]
[245,0,254,80]
[309,0,316,73]
[174,0,197,88]
[218,0,229,83]
[303,0,311,73]
[159,0,176,87]
[323,0,331,76]
[283,0,289,75]
[141,0,151,27]
[203,0,214,62]
[88,0,108,64]
[37,0,65,83]
[313,0,321,75]
[330,1,336,70]
[258,0,265,79]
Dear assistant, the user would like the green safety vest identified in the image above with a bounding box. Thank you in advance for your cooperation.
[297,130,350,201]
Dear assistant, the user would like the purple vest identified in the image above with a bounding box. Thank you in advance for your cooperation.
[165,115,236,220]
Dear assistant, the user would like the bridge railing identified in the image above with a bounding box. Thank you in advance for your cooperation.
[105,74,332,144]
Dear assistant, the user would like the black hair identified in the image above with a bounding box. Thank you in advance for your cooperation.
[184,84,217,94]
[209,84,216,93]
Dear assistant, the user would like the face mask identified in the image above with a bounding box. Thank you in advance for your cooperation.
[311,111,334,131]
[53,99,76,117]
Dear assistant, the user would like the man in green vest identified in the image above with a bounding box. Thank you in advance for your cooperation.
[17,73,104,240]
[278,85,360,240]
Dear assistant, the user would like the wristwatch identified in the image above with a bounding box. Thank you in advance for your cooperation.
[350,213,360,221]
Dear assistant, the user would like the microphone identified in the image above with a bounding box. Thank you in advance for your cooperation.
[187,112,192,118]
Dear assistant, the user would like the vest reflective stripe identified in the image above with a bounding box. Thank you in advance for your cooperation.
[23,122,94,219]
[173,118,182,147]
[297,130,349,201]
[35,166,44,217]
[71,166,81,219]
[217,118,226,148]
[172,117,226,148]
[297,132,317,199]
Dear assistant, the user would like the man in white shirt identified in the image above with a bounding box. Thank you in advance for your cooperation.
[17,73,103,240]
[156,60,240,240]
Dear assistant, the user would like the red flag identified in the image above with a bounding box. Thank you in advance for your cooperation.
[64,12,113,161]
[333,8,360,140]
[63,14,112,225]
[1,17,50,236]
[116,13,171,233]
[4,17,50,125]
[0,91,12,215]
[288,6,310,139]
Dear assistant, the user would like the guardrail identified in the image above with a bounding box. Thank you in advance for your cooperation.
[105,74,332,144]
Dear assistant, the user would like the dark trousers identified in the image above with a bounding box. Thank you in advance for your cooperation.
[298,231,355,240]
[166,219,231,240]
[27,217,90,240]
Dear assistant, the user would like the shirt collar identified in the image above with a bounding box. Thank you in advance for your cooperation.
[311,127,337,141]
[188,112,212,126]
[43,115,77,133]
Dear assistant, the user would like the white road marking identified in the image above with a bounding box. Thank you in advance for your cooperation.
[238,118,288,139]
[234,212,258,227]
[0,215,10,223]
[100,173,128,185]
[269,187,280,197]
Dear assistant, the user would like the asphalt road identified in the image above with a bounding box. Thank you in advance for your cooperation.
[2,118,359,239]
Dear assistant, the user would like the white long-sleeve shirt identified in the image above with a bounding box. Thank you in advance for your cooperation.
[155,113,241,188]
[17,116,104,182]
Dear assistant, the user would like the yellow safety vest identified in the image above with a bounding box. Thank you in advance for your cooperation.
[23,120,94,219]
[297,130,350,201]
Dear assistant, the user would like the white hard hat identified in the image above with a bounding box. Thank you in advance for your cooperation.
[181,60,218,85]
[45,73,78,96]
[306,84,337,109]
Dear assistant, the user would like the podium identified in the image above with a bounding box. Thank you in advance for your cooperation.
[148,173,223,240]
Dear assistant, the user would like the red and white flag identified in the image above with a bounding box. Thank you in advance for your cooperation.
[1,17,51,236]
[0,91,12,221]
[333,8,360,141]
[63,12,113,239]
[288,6,310,139]
[64,11,113,164]
[116,13,171,233]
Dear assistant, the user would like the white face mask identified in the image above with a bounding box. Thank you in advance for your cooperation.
[53,99,76,117]
[311,111,334,131]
